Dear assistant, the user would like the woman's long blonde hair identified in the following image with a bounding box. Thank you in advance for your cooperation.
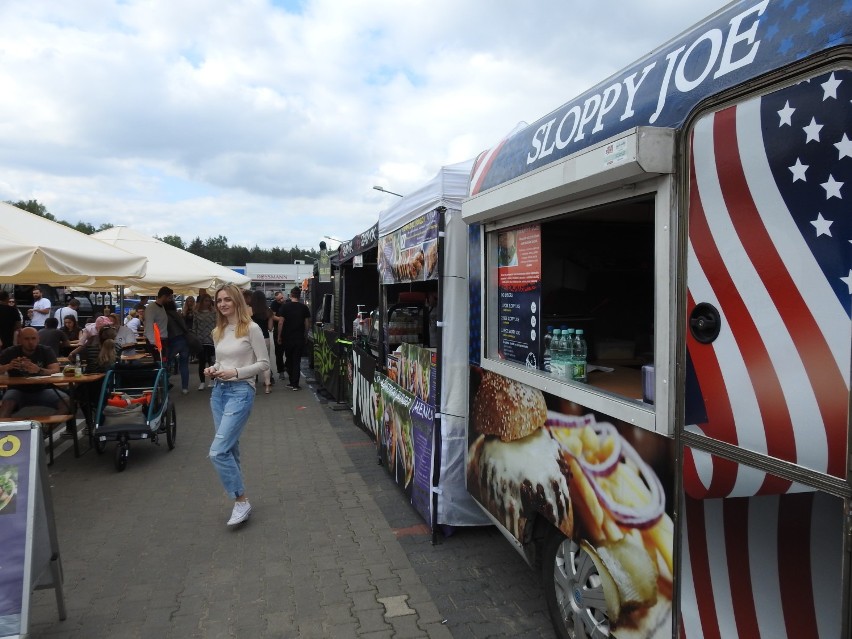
[211,284,253,342]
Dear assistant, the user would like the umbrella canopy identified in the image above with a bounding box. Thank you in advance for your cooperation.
[91,226,251,295]
[0,202,148,286]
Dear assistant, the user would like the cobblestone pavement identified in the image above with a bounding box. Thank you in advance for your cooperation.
[27,366,556,638]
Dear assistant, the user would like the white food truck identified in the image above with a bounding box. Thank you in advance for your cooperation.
[461,1,850,637]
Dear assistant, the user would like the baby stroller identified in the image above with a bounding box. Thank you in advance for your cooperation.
[92,355,177,472]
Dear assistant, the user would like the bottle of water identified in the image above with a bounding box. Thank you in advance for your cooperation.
[561,327,574,381]
[543,326,554,373]
[551,329,563,377]
[573,329,587,383]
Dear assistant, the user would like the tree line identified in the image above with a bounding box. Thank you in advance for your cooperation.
[7,199,319,265]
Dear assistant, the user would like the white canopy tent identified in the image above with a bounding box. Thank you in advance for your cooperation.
[91,226,251,295]
[0,202,148,286]
[376,159,488,527]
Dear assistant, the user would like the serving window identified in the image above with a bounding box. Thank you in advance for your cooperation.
[483,189,666,424]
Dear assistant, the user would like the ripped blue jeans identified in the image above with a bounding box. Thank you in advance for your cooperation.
[209,380,254,499]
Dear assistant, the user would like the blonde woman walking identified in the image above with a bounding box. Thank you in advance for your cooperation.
[204,284,269,526]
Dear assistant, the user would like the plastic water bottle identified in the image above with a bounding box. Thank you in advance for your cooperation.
[561,327,574,381]
[550,329,563,377]
[75,354,83,377]
[543,326,554,373]
[573,329,587,382]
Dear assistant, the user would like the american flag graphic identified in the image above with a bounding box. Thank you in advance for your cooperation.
[679,489,845,639]
[684,68,851,498]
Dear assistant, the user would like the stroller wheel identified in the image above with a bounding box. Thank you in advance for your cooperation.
[94,436,106,455]
[166,404,177,450]
[115,443,129,472]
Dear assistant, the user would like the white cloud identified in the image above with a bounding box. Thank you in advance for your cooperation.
[0,0,728,250]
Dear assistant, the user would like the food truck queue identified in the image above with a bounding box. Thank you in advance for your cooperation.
[459,1,851,638]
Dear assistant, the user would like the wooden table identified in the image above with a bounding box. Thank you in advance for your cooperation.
[0,373,106,463]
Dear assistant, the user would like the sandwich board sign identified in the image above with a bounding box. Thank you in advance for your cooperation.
[0,422,65,638]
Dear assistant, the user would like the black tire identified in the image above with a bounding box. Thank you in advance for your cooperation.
[94,435,106,454]
[542,529,612,639]
[114,443,128,472]
[166,404,177,450]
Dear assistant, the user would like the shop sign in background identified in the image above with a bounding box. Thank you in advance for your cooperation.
[496,224,542,368]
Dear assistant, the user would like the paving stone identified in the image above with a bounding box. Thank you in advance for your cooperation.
[26,362,557,638]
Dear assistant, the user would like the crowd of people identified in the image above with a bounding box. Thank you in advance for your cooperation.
[0,284,311,527]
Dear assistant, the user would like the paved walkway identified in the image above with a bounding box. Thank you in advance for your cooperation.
[28,366,556,638]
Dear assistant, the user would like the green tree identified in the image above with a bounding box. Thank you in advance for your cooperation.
[72,221,97,234]
[7,199,54,220]
[159,234,186,249]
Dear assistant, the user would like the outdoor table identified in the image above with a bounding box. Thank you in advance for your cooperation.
[0,372,106,464]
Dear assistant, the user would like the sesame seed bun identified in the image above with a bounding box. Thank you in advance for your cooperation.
[472,371,547,441]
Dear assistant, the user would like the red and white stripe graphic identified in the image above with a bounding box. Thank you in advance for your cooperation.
[679,490,844,639]
[685,95,849,498]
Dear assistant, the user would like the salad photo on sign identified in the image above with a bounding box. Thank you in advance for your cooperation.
[0,465,17,515]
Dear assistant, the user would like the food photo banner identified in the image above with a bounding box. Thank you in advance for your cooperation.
[376,372,434,524]
[0,425,32,638]
[378,210,439,284]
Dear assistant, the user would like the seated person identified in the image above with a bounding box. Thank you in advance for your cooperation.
[68,315,114,360]
[0,327,71,417]
[38,317,70,357]
[74,326,118,421]
[109,313,137,354]
[61,314,81,341]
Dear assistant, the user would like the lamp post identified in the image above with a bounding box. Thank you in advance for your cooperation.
[372,185,404,198]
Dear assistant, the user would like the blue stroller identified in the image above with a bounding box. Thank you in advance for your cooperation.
[92,357,177,471]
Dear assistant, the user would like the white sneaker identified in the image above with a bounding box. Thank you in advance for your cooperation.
[227,500,251,526]
[198,382,206,391]
[181,388,189,395]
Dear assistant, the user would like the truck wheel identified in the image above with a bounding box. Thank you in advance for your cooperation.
[542,529,612,639]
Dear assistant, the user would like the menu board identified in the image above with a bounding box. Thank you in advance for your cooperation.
[0,422,64,639]
[497,224,542,368]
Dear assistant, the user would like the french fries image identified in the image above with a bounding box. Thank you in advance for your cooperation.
[547,415,673,621]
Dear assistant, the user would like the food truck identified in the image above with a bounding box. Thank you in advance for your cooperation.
[352,160,489,531]
[461,1,850,637]
[313,223,380,405]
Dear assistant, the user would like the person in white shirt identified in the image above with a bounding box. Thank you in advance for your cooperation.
[30,286,51,329]
[54,298,80,324]
[204,284,268,527]
[126,305,144,334]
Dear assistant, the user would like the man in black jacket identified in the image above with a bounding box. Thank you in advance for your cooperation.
[277,287,310,390]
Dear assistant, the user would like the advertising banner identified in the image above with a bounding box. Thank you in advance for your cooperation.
[318,250,331,283]
[0,426,31,637]
[338,222,379,264]
[467,367,675,637]
[378,210,439,284]
[312,328,343,401]
[375,373,434,524]
[351,345,378,439]
[497,224,542,368]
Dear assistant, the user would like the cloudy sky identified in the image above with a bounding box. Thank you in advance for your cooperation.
[0,0,729,252]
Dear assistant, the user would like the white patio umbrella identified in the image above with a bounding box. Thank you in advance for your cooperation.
[91,226,251,295]
[0,202,148,286]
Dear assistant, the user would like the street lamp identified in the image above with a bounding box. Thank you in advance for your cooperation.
[373,185,404,198]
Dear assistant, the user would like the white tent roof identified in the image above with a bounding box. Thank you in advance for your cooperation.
[91,226,251,295]
[0,202,148,286]
[378,159,474,237]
